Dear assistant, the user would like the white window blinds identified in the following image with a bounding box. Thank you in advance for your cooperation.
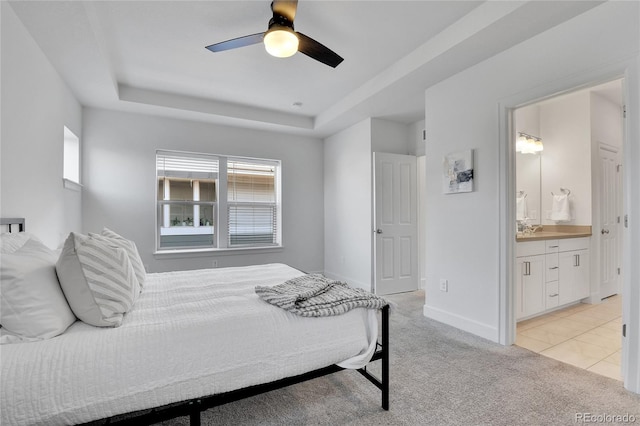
[156,152,219,180]
[227,159,279,247]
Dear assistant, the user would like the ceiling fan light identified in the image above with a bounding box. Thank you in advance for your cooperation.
[264,27,299,58]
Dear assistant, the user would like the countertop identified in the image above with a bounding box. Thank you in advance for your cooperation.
[516,225,592,242]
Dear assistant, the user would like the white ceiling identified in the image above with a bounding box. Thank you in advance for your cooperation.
[8,0,604,137]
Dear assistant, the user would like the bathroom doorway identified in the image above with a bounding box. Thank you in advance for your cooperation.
[512,79,624,380]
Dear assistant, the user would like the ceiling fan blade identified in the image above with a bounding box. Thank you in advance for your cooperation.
[296,32,344,68]
[272,0,298,22]
[205,33,264,53]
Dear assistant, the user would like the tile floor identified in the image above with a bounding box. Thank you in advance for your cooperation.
[516,295,622,381]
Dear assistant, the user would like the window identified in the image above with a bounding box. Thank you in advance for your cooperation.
[156,150,281,252]
[63,126,80,187]
[228,159,279,247]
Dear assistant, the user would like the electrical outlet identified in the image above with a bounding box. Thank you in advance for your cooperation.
[439,279,448,292]
[211,259,218,268]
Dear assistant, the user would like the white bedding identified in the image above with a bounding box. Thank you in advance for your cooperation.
[0,263,378,425]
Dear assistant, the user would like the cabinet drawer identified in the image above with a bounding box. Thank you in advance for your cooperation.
[558,237,590,252]
[546,281,560,309]
[545,240,560,253]
[517,241,546,257]
[546,254,559,282]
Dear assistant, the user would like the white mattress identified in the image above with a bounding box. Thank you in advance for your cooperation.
[0,263,378,425]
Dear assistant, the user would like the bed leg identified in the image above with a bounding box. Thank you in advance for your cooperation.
[189,399,201,426]
[381,304,389,410]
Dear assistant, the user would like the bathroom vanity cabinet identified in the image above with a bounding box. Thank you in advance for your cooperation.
[516,237,590,320]
[516,254,545,319]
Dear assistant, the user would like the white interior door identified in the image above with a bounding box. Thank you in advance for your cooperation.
[373,152,418,295]
[599,143,621,299]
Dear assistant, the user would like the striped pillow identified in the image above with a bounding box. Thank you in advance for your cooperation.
[56,233,140,327]
[98,228,146,287]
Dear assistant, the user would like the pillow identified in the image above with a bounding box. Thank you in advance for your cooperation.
[96,228,146,287]
[56,232,140,327]
[0,232,32,254]
[87,233,142,294]
[1,237,76,342]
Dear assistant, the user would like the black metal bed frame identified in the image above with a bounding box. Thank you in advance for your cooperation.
[99,304,389,426]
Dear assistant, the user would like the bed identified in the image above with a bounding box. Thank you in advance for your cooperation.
[0,218,389,425]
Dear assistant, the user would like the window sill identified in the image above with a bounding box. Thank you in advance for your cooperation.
[63,178,83,191]
[153,245,284,259]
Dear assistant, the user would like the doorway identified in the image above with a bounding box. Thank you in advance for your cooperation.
[511,79,624,380]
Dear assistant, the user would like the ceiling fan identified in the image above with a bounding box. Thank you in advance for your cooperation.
[205,0,344,68]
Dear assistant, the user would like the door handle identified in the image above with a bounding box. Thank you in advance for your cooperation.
[375,229,383,234]
[601,229,610,234]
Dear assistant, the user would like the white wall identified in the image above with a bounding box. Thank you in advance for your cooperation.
[82,108,324,273]
[411,120,426,157]
[324,117,412,290]
[324,119,372,290]
[371,118,412,154]
[0,3,82,248]
[591,92,623,149]
[411,120,428,289]
[423,1,639,342]
[540,91,592,225]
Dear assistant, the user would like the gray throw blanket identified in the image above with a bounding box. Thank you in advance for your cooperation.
[255,274,388,317]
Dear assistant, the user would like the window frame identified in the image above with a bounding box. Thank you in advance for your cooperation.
[63,126,82,191]
[155,150,282,254]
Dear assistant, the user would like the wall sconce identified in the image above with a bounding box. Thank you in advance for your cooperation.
[516,132,543,154]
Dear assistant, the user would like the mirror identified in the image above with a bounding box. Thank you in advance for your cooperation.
[515,104,542,232]
[516,152,541,228]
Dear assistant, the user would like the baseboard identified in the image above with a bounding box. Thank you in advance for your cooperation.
[323,270,371,292]
[423,304,499,342]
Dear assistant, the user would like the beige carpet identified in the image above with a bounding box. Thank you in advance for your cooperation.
[156,290,640,425]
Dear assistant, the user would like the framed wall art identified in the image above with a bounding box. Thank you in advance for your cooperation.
[443,149,474,194]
